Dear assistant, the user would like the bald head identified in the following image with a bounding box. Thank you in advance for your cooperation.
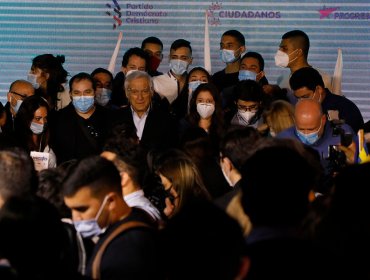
[295,99,324,134]
[9,80,35,97]
[7,80,35,116]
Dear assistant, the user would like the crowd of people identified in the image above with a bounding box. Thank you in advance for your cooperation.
[0,29,370,280]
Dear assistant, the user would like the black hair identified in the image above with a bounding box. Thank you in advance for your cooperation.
[222,29,245,46]
[121,47,150,70]
[141,36,163,49]
[31,54,69,108]
[241,51,265,71]
[90,67,113,81]
[14,95,50,152]
[220,125,261,171]
[68,72,96,92]
[170,39,192,53]
[289,67,325,91]
[233,79,265,102]
[282,30,310,59]
[62,156,122,198]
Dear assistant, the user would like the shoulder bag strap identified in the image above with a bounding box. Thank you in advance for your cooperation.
[91,221,150,280]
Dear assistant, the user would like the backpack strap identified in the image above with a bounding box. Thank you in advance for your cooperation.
[91,221,150,280]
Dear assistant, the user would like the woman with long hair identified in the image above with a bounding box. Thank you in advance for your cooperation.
[14,95,56,169]
[28,54,70,111]
[154,149,211,218]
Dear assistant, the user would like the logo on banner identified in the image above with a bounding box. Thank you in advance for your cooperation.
[207,1,281,25]
[207,2,223,26]
[318,5,370,20]
[105,1,169,26]
[106,0,122,29]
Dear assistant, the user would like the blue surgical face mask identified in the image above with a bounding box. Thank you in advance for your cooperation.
[296,120,322,145]
[72,96,95,113]
[95,88,112,106]
[170,59,189,76]
[220,48,240,64]
[188,80,204,93]
[238,70,257,81]
[73,195,109,238]
[27,73,40,89]
[30,122,45,135]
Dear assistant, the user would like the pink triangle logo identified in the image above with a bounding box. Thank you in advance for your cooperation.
[318,6,339,19]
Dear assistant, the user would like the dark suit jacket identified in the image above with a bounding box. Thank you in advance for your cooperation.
[50,103,113,164]
[113,106,177,154]
[2,102,14,134]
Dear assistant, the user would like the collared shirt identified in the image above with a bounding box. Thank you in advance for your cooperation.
[124,190,162,221]
[131,106,149,140]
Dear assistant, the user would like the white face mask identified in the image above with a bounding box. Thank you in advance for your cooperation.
[274,49,298,68]
[170,59,189,76]
[95,88,112,106]
[238,110,256,125]
[197,103,215,119]
[27,73,40,89]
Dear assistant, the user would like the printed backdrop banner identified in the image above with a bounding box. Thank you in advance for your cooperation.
[0,0,369,119]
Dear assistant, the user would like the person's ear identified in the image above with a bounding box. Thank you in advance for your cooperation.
[256,70,265,81]
[43,72,50,81]
[221,156,233,172]
[7,92,11,103]
[321,114,327,127]
[120,171,130,189]
[106,192,118,211]
[240,45,246,54]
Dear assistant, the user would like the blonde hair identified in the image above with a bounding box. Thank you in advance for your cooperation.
[155,149,211,217]
[264,100,295,134]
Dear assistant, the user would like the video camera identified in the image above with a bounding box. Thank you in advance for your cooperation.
[327,120,353,174]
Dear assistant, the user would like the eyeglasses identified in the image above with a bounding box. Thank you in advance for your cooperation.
[127,88,151,97]
[237,104,259,112]
[10,91,27,100]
